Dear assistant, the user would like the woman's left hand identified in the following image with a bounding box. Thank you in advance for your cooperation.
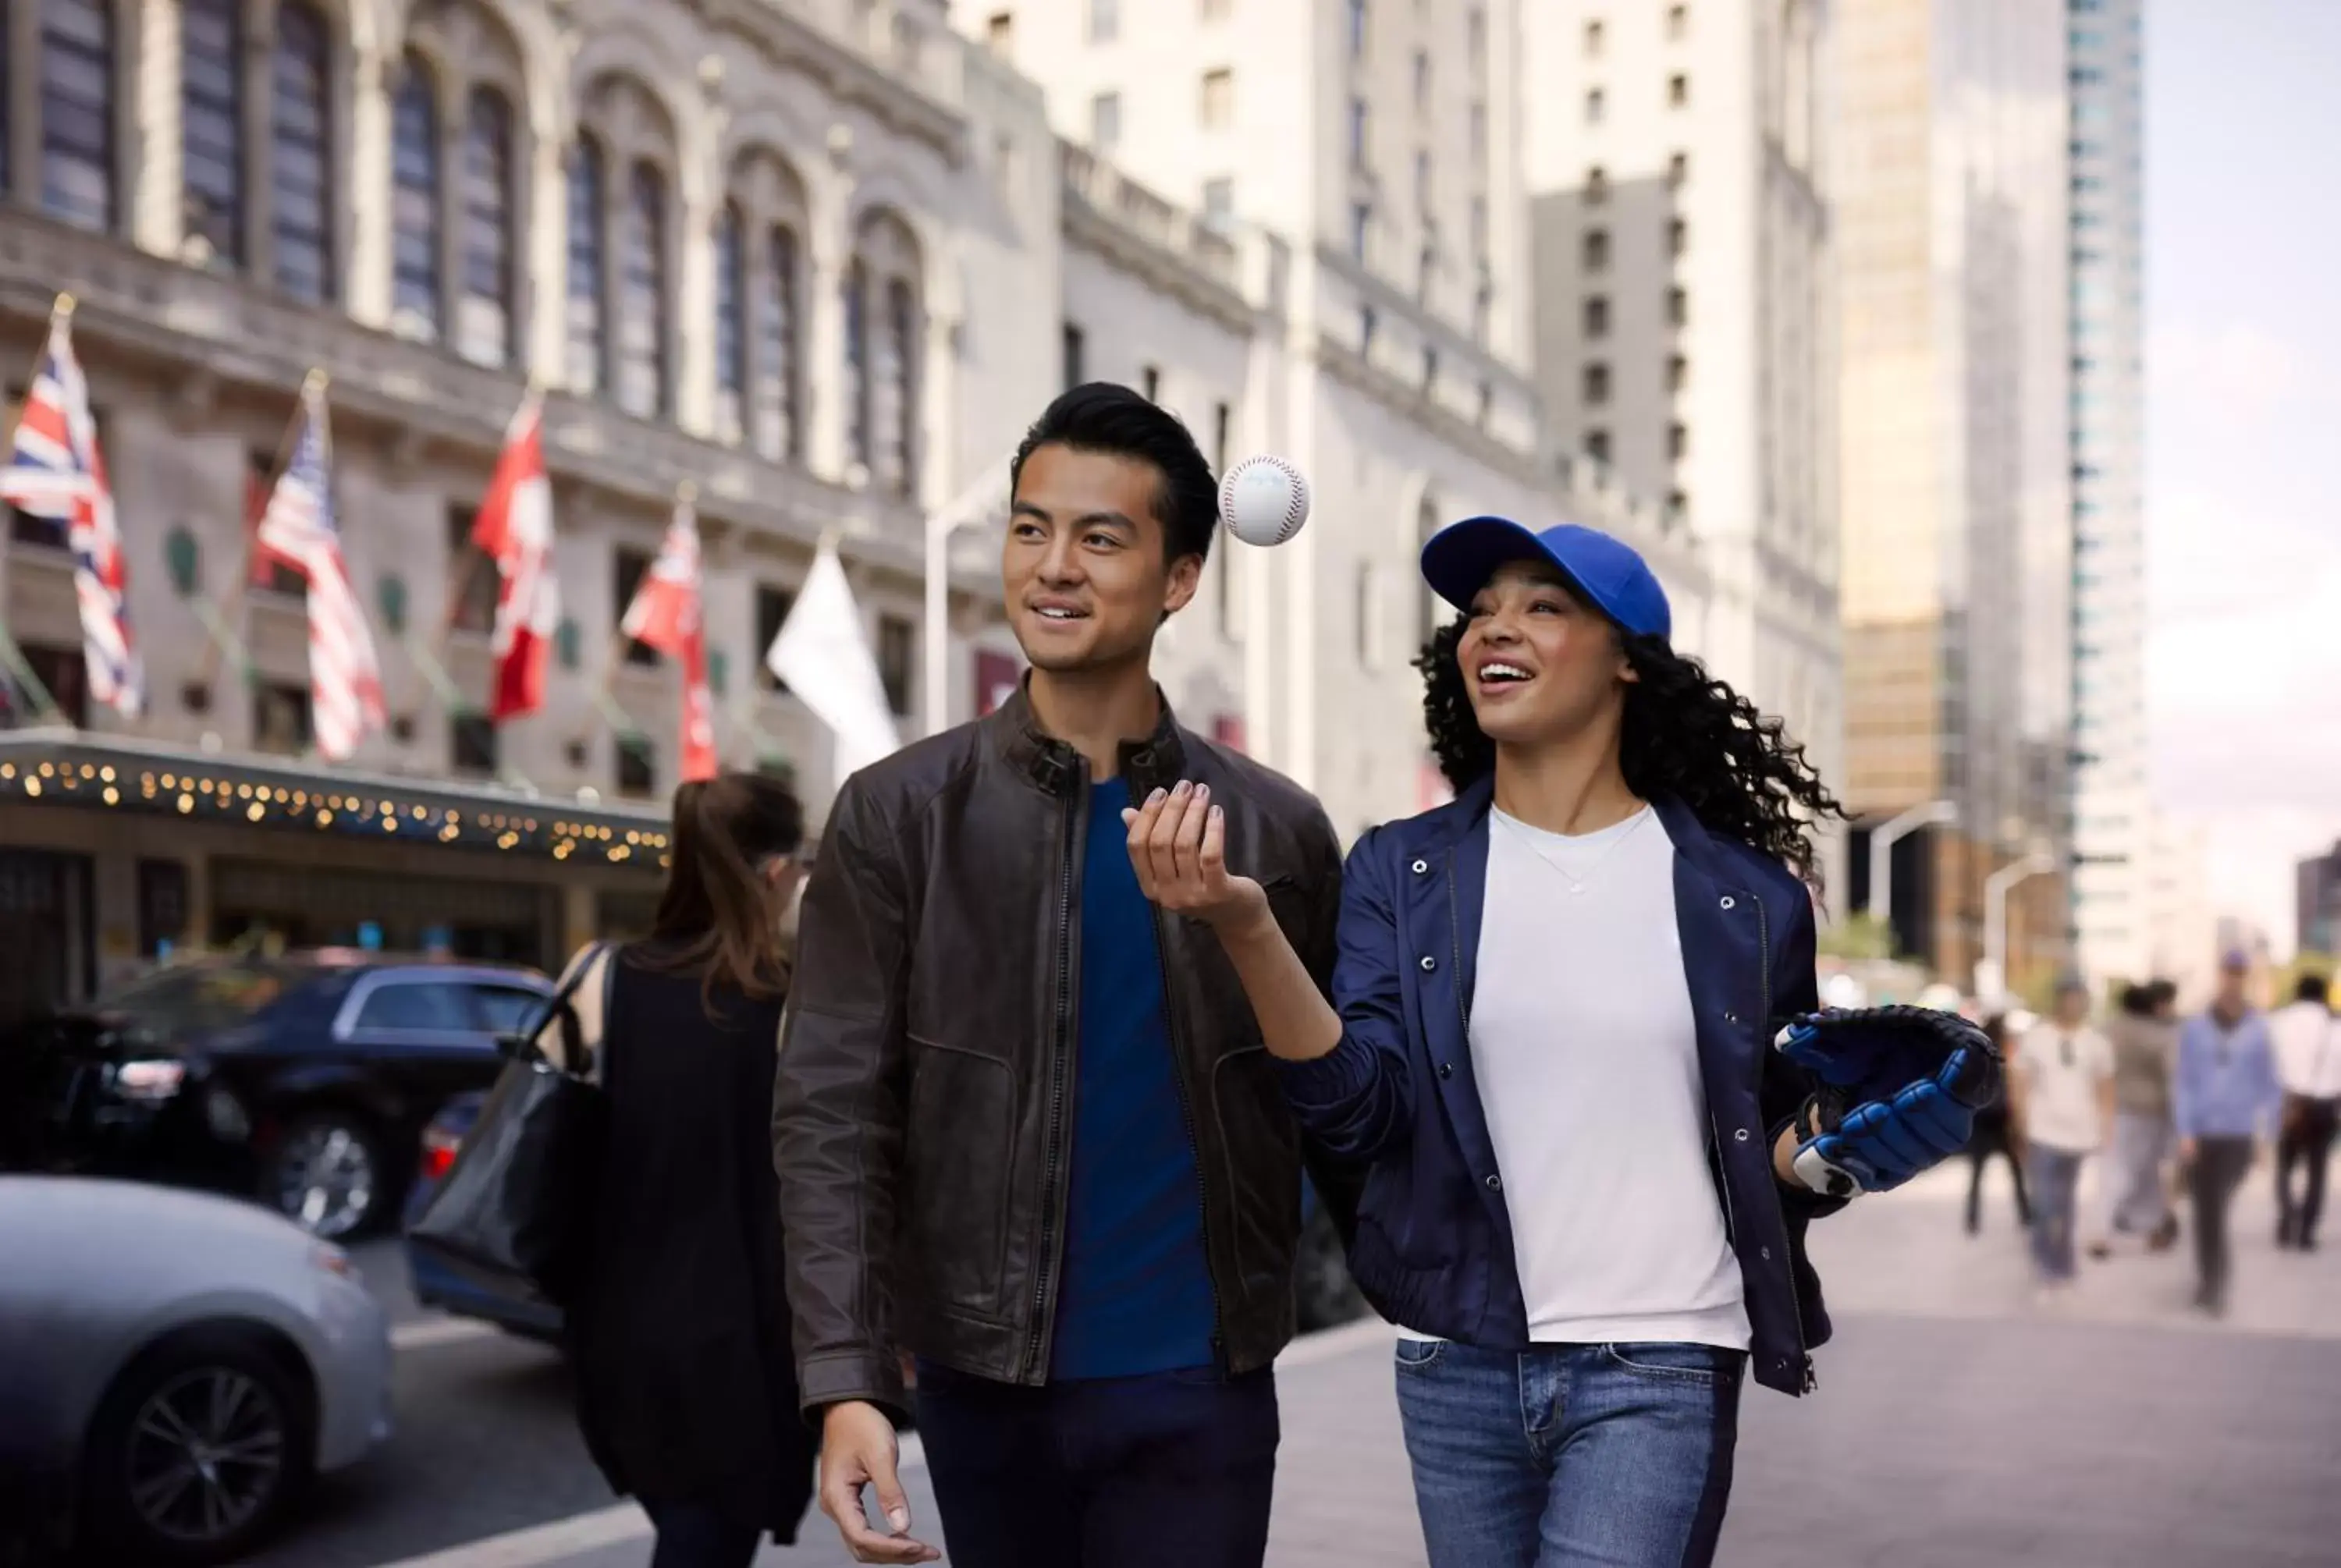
[1124,781,1269,934]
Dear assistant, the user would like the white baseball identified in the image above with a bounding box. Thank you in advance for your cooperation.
[1217,456,1312,547]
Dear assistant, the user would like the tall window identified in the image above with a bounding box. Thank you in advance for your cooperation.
[714,204,748,442]
[1061,321,1085,389]
[755,224,802,462]
[390,57,442,341]
[182,0,243,263]
[883,278,918,498]
[616,161,669,419]
[458,88,517,367]
[565,140,607,394]
[272,2,336,301]
[844,261,870,470]
[1088,0,1118,44]
[1199,69,1233,130]
[1346,0,1367,59]
[1089,91,1121,151]
[1348,97,1369,169]
[41,0,117,232]
[1583,229,1610,270]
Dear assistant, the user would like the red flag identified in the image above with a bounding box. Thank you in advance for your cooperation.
[473,392,557,720]
[621,493,717,782]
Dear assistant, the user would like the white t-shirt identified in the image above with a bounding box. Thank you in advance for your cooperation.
[1402,804,1750,1350]
[2016,1022,2115,1154]
[2270,1002,2341,1100]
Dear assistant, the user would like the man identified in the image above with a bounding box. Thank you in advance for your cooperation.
[773,384,1345,1568]
[2094,980,2182,1256]
[2271,974,2340,1250]
[2174,952,2284,1315]
[2009,976,2115,1296]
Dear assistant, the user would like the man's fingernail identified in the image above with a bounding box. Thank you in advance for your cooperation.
[887,1508,910,1531]
[1172,779,1192,797]
[1195,783,1210,800]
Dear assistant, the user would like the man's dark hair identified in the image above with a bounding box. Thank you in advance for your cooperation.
[2298,973,2330,1006]
[1009,381,1217,566]
[2119,983,2155,1018]
[2147,977,2179,1008]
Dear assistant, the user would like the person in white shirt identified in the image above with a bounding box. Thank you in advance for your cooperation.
[1122,518,1984,1568]
[2009,977,2115,1291]
[2270,974,2341,1250]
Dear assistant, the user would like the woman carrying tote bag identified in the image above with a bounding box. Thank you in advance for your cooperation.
[546,772,817,1568]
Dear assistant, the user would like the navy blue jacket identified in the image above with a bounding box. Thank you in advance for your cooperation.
[1276,781,1844,1396]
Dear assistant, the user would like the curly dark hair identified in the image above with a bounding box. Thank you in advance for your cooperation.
[1415,617,1846,885]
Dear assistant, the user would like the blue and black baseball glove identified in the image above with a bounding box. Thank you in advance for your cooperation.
[1774,1006,2004,1197]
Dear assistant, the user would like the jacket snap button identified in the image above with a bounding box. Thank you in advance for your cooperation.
[1724,1010,1739,1025]
[1760,1247,1772,1261]
[1735,1128,1750,1143]
[1438,1062,1455,1080]
[1484,1174,1502,1192]
[1412,858,1430,874]
[1719,896,1736,910]
[1419,955,1437,972]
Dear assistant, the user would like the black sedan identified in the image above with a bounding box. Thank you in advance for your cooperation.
[1,953,552,1240]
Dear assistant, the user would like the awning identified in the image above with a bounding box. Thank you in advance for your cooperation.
[0,729,673,870]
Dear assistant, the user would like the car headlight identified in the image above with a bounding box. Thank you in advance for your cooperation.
[114,1059,187,1102]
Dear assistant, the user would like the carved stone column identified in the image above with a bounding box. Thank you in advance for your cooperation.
[131,0,184,259]
[345,34,394,329]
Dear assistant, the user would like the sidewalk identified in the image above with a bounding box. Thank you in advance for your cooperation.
[435,1160,2341,1567]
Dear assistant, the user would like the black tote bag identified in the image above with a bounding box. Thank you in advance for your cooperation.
[407,942,616,1307]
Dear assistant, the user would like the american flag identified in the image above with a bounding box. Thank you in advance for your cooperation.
[621,493,718,782]
[254,379,385,761]
[0,302,142,716]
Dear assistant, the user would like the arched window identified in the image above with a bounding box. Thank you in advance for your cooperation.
[41,0,117,232]
[713,202,748,442]
[182,0,243,263]
[272,1,336,301]
[614,161,669,420]
[755,224,801,463]
[457,86,517,367]
[389,55,442,341]
[564,138,606,395]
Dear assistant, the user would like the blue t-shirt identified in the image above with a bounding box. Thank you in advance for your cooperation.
[1048,778,1219,1381]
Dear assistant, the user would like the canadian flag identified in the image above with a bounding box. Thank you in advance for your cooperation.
[472,392,558,721]
[621,491,718,782]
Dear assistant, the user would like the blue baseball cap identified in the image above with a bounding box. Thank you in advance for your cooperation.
[1419,516,1672,641]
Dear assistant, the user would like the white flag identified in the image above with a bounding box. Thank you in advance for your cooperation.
[766,539,901,781]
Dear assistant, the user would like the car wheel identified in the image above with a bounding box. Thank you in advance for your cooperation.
[268,1113,388,1240]
[1294,1203,1367,1331]
[81,1328,315,1566]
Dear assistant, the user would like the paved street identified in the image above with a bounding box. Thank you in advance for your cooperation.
[240,1158,2341,1568]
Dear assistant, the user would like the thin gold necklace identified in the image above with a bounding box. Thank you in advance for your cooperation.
[1498,806,1653,896]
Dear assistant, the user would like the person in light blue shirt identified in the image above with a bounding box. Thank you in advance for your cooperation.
[2173,951,2284,1315]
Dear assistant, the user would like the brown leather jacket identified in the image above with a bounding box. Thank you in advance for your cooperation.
[772,686,1345,1414]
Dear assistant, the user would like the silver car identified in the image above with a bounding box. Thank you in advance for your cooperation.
[0,1175,393,1565]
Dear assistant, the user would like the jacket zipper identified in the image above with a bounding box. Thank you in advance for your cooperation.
[1021,781,1082,1381]
[1749,889,1817,1393]
[1150,906,1229,1370]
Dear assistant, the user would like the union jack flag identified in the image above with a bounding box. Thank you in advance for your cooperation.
[0,303,142,717]
[254,379,385,762]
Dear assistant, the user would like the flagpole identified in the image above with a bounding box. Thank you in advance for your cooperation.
[194,367,325,693]
[0,293,73,725]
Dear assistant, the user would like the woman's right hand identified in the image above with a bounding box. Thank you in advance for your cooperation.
[1124,780,1271,937]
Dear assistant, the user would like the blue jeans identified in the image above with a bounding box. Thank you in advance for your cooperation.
[914,1358,1279,1568]
[1394,1338,1743,1568]
[2027,1146,2085,1281]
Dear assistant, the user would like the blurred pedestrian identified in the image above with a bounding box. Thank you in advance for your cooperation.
[2009,977,2114,1296]
[2174,952,2285,1317]
[1964,1013,2033,1236]
[2271,973,2339,1250]
[552,774,816,1568]
[2098,981,2182,1255]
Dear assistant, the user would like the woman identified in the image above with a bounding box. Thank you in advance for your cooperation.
[549,772,817,1568]
[1964,1013,2033,1236]
[1124,518,1980,1567]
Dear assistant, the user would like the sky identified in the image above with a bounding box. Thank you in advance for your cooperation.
[2144,0,2341,952]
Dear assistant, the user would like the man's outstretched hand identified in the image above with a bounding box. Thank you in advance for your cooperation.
[818,1401,940,1564]
[1124,780,1270,935]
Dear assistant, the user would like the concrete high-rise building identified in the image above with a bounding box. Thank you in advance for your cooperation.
[1835,0,2074,989]
[1521,0,1842,809]
[2298,841,2341,960]
[2066,0,2149,988]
